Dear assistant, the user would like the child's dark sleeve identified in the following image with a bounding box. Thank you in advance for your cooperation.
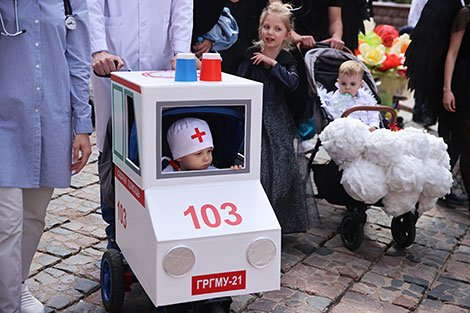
[236,58,251,78]
[270,63,299,91]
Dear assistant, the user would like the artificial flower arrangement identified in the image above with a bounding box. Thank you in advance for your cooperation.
[356,20,410,77]
[355,20,411,107]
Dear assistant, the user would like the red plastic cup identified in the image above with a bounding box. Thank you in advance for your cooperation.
[200,53,222,81]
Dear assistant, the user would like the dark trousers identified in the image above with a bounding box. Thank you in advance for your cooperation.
[98,153,116,245]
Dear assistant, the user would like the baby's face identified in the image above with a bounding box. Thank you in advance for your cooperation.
[338,73,363,97]
[177,147,213,171]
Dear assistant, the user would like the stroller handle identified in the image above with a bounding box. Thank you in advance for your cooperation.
[341,105,397,126]
[314,42,354,55]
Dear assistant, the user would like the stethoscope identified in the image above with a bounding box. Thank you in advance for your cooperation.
[0,0,76,37]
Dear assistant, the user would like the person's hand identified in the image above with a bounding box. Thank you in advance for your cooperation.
[230,165,243,170]
[171,54,201,70]
[195,57,201,70]
[70,133,91,175]
[443,89,456,112]
[193,38,213,57]
[251,52,277,67]
[369,126,378,132]
[321,37,345,50]
[171,55,177,70]
[293,34,316,50]
[92,51,125,76]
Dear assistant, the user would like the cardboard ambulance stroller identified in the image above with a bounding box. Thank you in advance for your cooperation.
[100,70,281,312]
[303,48,418,251]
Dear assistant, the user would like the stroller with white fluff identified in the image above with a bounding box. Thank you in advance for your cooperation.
[303,48,419,251]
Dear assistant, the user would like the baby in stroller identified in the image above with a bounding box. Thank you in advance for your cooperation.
[319,60,380,132]
[304,48,452,251]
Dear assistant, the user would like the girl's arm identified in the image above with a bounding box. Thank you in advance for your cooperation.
[442,29,465,113]
[271,63,299,91]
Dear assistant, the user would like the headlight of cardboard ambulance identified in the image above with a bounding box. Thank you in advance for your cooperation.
[247,238,276,269]
[163,246,196,277]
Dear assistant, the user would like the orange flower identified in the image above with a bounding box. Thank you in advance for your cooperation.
[377,53,403,71]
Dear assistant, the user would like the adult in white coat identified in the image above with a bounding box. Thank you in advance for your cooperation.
[87,0,193,153]
[86,0,193,249]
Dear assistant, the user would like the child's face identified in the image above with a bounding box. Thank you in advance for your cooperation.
[261,14,290,49]
[338,73,363,97]
[177,147,213,171]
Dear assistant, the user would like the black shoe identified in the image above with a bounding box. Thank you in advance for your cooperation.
[437,197,456,208]
[437,193,467,209]
[445,193,467,206]
[107,237,121,251]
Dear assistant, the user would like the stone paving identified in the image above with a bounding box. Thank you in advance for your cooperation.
[26,129,470,313]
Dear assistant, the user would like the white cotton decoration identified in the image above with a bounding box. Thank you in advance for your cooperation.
[341,158,388,204]
[421,160,453,198]
[386,155,425,194]
[396,127,430,160]
[319,117,370,168]
[363,128,403,167]
[417,195,438,214]
[426,134,450,169]
[382,190,420,217]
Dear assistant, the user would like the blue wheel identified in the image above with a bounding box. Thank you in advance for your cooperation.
[101,249,125,312]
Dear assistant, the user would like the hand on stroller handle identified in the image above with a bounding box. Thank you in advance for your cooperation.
[341,105,397,126]
[312,42,353,55]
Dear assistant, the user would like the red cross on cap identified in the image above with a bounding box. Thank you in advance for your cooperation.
[191,127,206,143]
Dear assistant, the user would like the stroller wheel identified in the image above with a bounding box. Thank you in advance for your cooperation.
[391,211,416,248]
[101,249,126,312]
[340,213,364,251]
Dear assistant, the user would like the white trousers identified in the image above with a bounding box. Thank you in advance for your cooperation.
[0,187,54,313]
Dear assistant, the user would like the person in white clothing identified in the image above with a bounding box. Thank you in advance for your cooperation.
[87,0,193,152]
[319,60,380,131]
[86,0,193,251]
[408,0,429,28]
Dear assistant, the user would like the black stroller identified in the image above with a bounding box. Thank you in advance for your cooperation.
[303,48,418,250]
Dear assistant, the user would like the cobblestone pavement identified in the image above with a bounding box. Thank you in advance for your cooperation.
[27,126,470,313]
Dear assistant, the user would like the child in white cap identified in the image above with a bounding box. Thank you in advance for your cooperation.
[164,117,241,171]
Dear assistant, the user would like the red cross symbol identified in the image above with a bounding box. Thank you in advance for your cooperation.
[191,128,206,143]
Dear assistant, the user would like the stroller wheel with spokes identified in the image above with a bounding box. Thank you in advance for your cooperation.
[340,213,364,251]
[391,211,417,248]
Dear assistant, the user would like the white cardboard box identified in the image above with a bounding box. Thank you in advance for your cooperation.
[110,71,281,306]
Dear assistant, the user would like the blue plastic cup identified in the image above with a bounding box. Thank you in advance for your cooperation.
[174,53,197,82]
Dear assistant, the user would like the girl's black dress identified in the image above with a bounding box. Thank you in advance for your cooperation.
[237,47,312,233]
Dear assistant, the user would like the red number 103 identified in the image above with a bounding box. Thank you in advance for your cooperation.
[184,202,242,229]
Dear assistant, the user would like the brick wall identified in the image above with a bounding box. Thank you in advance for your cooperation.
[373,2,411,30]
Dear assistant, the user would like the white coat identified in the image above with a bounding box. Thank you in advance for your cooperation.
[87,0,193,151]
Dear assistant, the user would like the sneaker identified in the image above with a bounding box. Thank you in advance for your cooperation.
[21,284,44,313]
